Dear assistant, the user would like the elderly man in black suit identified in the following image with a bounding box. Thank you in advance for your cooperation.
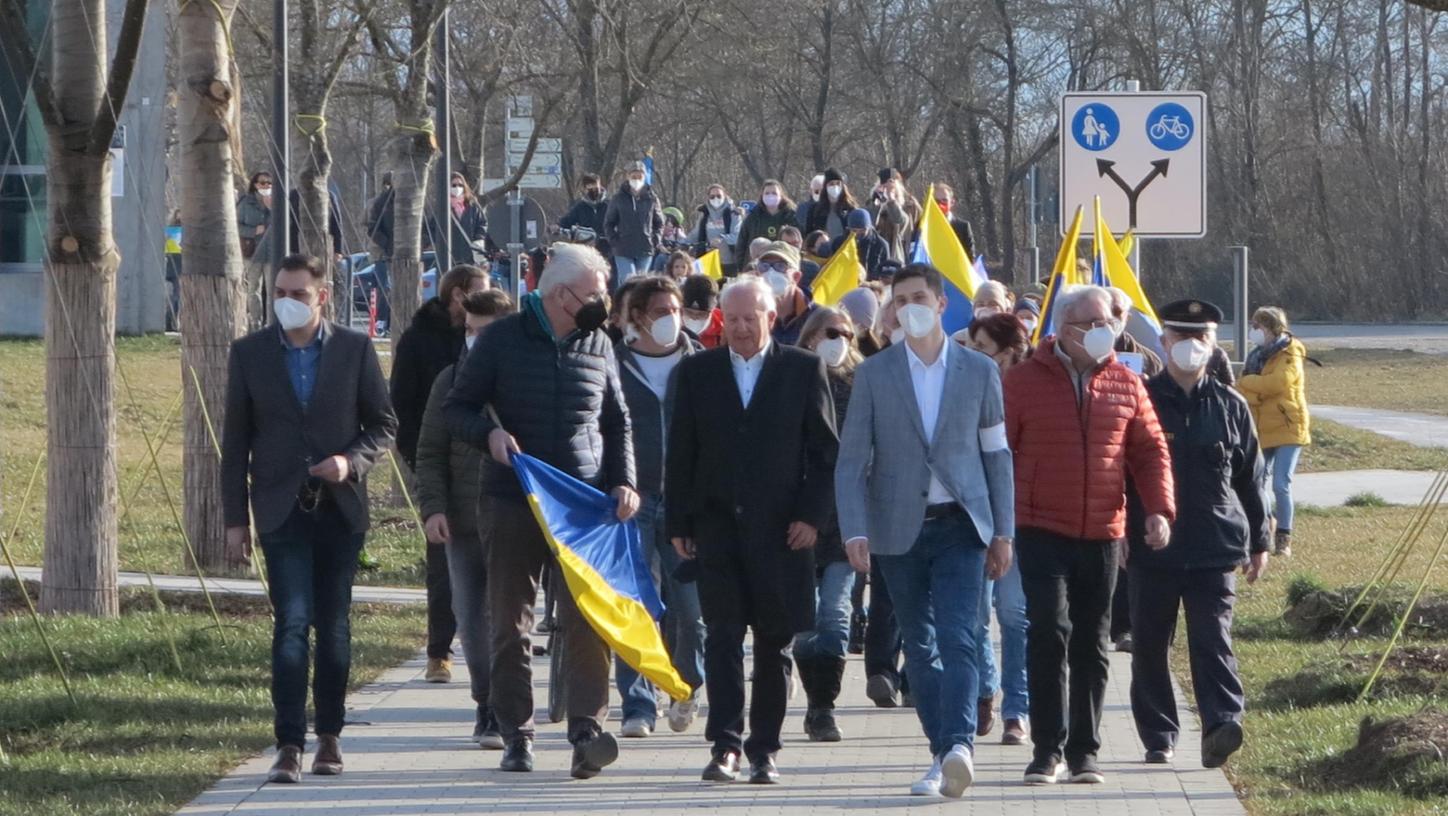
[666,276,839,785]
[221,254,397,785]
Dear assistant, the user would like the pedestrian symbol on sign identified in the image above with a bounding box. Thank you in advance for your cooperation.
[1071,104,1119,152]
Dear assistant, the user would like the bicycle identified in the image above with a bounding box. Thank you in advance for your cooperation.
[1150,115,1190,141]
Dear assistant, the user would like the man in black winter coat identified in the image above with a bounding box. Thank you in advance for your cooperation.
[388,263,491,684]
[603,161,663,288]
[559,173,610,236]
[443,243,639,780]
[1125,299,1269,772]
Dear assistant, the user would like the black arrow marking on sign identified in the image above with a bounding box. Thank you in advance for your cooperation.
[1096,158,1170,229]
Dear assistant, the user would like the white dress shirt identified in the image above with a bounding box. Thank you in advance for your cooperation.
[903,336,955,505]
[730,339,770,408]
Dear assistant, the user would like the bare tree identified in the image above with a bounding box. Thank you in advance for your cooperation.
[0,0,150,614]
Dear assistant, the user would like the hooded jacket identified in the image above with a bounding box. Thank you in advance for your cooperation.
[692,199,742,264]
[389,298,462,467]
[1237,335,1312,449]
[603,182,663,259]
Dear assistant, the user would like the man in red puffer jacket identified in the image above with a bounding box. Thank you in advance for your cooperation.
[1004,285,1175,788]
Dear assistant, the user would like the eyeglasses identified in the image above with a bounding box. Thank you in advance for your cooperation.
[824,327,854,341]
[1066,319,1111,330]
[758,260,789,275]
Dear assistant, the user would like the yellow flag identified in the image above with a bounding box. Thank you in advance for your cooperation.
[1118,229,1135,259]
[1094,204,1160,330]
[1033,205,1085,345]
[811,233,861,307]
[693,249,724,281]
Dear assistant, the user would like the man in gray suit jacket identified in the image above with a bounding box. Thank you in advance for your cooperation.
[836,264,1014,800]
[221,254,397,785]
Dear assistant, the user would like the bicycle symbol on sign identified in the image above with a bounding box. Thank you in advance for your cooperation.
[1149,114,1190,141]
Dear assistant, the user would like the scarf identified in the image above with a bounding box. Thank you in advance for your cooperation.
[1244,333,1291,376]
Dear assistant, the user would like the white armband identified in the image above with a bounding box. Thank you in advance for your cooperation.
[979,422,1009,453]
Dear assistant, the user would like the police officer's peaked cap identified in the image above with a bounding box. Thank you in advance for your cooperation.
[1159,298,1223,331]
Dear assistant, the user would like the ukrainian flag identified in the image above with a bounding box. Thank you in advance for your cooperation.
[511,453,692,701]
[693,249,724,281]
[1093,197,1161,336]
[1033,204,1085,344]
[915,185,983,334]
[811,233,861,307]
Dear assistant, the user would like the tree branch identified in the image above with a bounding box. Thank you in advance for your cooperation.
[0,0,60,128]
[88,0,150,155]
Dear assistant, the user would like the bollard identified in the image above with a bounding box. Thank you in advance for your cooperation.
[1231,246,1249,362]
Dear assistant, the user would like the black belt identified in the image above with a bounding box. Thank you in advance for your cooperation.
[924,502,962,521]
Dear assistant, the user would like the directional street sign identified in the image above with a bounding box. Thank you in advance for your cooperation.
[1059,91,1207,238]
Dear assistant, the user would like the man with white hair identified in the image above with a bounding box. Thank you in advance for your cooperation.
[444,243,639,779]
[1106,286,1163,379]
[666,276,839,785]
[1003,284,1175,786]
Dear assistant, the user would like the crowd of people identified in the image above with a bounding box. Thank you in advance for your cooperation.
[219,164,1314,799]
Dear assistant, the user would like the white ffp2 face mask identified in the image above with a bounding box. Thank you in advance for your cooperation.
[683,315,711,335]
[629,178,645,192]
[1078,324,1116,363]
[273,296,314,331]
[826,185,842,201]
[816,336,849,368]
[1170,337,1212,372]
[649,314,681,347]
[1249,327,1268,347]
[898,303,938,339]
[765,270,792,298]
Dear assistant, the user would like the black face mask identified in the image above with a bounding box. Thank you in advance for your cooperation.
[574,300,608,333]
[585,189,602,201]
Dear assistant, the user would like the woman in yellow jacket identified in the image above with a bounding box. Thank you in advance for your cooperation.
[1237,306,1311,557]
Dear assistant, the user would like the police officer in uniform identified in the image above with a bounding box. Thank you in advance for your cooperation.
[1124,299,1270,770]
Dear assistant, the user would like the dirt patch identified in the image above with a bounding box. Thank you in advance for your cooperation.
[1320,710,1448,798]
[1284,585,1448,638]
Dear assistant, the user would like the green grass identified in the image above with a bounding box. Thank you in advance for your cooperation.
[1308,348,1448,417]
[1215,504,1448,814]
[1299,419,1448,473]
[0,582,425,816]
[0,336,424,587]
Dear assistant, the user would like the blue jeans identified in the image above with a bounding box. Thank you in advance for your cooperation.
[1263,445,1302,532]
[975,559,1029,720]
[259,502,365,748]
[613,255,653,291]
[616,494,706,723]
[877,513,987,757]
[794,560,855,660]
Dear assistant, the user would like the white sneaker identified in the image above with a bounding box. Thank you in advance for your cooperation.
[619,717,653,738]
[667,694,699,733]
[938,744,975,798]
[910,759,943,796]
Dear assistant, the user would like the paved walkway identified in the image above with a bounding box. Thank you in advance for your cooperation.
[179,642,1244,815]
[1295,469,1442,507]
[1313,404,1448,448]
[6,566,425,606]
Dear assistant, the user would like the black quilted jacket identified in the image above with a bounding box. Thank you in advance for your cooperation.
[442,302,635,501]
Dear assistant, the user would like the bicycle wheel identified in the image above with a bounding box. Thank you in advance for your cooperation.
[547,570,567,724]
[1150,122,1167,140]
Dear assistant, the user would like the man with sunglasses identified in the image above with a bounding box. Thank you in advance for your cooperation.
[222,254,398,785]
[1002,284,1175,787]
[443,243,638,780]
[756,241,817,346]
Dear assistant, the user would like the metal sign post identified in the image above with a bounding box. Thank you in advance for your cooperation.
[433,9,452,270]
[1232,246,1250,362]
[270,0,290,291]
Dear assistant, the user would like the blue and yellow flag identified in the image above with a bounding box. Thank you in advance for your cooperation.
[1093,197,1160,336]
[811,233,861,307]
[693,248,724,281]
[511,453,692,701]
[916,185,980,334]
[1034,204,1085,344]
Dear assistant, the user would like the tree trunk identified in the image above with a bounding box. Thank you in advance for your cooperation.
[294,98,338,316]
[177,0,246,572]
[388,116,437,344]
[42,155,120,616]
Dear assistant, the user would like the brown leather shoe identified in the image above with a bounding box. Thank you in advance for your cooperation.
[976,697,995,737]
[425,656,453,683]
[267,745,303,784]
[312,735,344,775]
[1002,718,1028,745]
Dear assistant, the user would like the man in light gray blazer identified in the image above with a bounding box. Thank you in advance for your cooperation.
[836,264,1015,800]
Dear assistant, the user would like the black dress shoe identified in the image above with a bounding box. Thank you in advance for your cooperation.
[499,737,534,772]
[570,732,619,779]
[748,756,780,784]
[1202,721,1243,769]
[701,750,741,782]
[1145,747,1175,764]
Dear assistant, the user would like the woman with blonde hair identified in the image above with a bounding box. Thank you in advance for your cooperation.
[1237,306,1311,557]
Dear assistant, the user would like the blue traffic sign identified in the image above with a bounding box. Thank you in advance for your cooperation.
[1145,102,1194,151]
[1071,103,1119,152]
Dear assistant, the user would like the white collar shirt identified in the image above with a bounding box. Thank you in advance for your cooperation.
[730,339,771,409]
[903,337,955,505]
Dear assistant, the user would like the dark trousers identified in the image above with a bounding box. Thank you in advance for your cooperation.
[1129,566,1245,751]
[425,543,457,659]
[259,501,364,748]
[1110,564,1131,641]
[1017,527,1117,764]
[863,560,908,692]
[482,495,610,744]
[703,621,792,762]
[446,526,490,708]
